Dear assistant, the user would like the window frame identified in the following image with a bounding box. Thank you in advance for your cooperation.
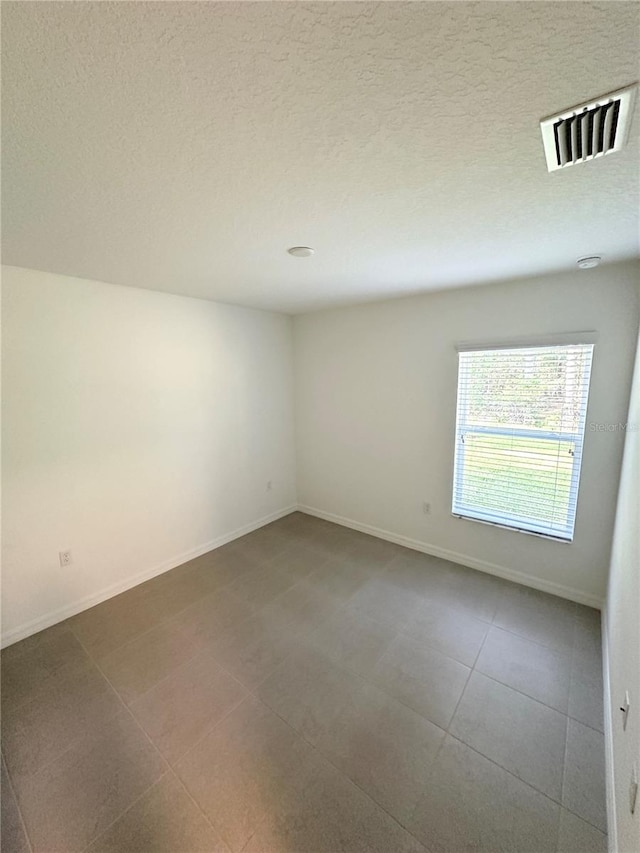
[451,339,595,543]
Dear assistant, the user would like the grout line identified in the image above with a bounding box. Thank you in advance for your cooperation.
[2,754,34,853]
[168,768,235,853]
[74,627,241,853]
[7,516,607,851]
[243,692,432,851]
[69,633,179,850]
[77,770,172,853]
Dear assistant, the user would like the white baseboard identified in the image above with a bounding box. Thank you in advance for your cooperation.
[601,605,618,853]
[297,504,604,610]
[1,505,297,649]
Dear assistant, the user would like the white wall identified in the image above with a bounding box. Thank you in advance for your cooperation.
[605,319,640,853]
[294,261,640,606]
[1,266,297,645]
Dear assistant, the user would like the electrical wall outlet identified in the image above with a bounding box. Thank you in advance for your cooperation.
[59,550,72,567]
[422,502,431,515]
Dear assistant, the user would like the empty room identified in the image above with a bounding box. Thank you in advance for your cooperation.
[1,2,639,853]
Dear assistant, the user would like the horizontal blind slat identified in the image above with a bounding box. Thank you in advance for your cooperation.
[452,343,593,540]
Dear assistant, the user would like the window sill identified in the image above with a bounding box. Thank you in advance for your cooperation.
[452,512,573,543]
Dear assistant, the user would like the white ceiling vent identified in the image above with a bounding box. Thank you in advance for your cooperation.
[540,85,637,172]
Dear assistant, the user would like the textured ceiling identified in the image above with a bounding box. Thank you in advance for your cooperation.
[2,1,639,313]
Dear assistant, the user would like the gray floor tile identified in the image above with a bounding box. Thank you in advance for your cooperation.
[2,658,122,783]
[476,626,572,712]
[1,623,89,712]
[371,632,470,728]
[182,547,263,591]
[130,649,247,764]
[563,719,607,832]
[227,564,297,612]
[344,534,403,570]
[86,772,229,853]
[572,606,602,670]
[557,808,607,852]
[408,735,560,853]
[382,550,451,598]
[210,613,301,690]
[407,735,560,853]
[3,516,608,853]
[268,540,332,581]
[175,697,315,852]
[168,588,254,650]
[304,557,371,603]
[569,659,604,732]
[403,600,489,666]
[143,564,235,622]
[1,758,30,853]
[231,525,293,562]
[307,610,399,678]
[99,620,201,705]
[14,708,166,853]
[260,580,338,636]
[68,584,168,661]
[316,679,445,824]
[494,586,577,652]
[257,645,361,745]
[437,564,507,622]
[344,577,422,628]
[450,671,567,801]
[244,752,426,853]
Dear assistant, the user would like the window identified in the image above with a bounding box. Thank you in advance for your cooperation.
[452,342,594,541]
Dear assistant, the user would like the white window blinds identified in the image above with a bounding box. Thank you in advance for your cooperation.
[452,343,594,541]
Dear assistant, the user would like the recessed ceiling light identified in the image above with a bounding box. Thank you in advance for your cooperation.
[287,246,315,257]
[577,256,602,269]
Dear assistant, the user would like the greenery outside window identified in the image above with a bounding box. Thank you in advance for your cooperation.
[452,342,594,541]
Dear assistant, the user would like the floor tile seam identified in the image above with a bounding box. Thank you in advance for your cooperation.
[68,571,261,669]
[124,639,251,712]
[469,664,571,716]
[99,635,209,707]
[565,714,605,735]
[439,627,492,730]
[273,629,469,739]
[0,650,97,716]
[485,620,576,656]
[234,563,329,618]
[482,619,578,660]
[379,589,497,628]
[168,688,258,775]
[68,641,179,849]
[167,767,235,853]
[472,665,603,735]
[559,804,609,836]
[8,631,171,853]
[2,753,34,853]
[69,633,224,853]
[77,769,172,853]
[442,732,567,813]
[561,714,608,830]
[2,669,129,793]
[156,686,250,771]
[245,694,433,853]
[393,622,481,670]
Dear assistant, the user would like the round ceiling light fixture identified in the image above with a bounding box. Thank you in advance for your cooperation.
[576,256,602,269]
[287,246,315,258]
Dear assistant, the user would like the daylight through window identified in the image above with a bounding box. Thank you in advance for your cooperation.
[452,343,594,541]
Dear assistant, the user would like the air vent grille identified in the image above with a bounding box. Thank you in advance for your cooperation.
[541,85,636,172]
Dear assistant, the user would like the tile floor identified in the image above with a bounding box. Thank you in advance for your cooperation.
[1,512,607,853]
